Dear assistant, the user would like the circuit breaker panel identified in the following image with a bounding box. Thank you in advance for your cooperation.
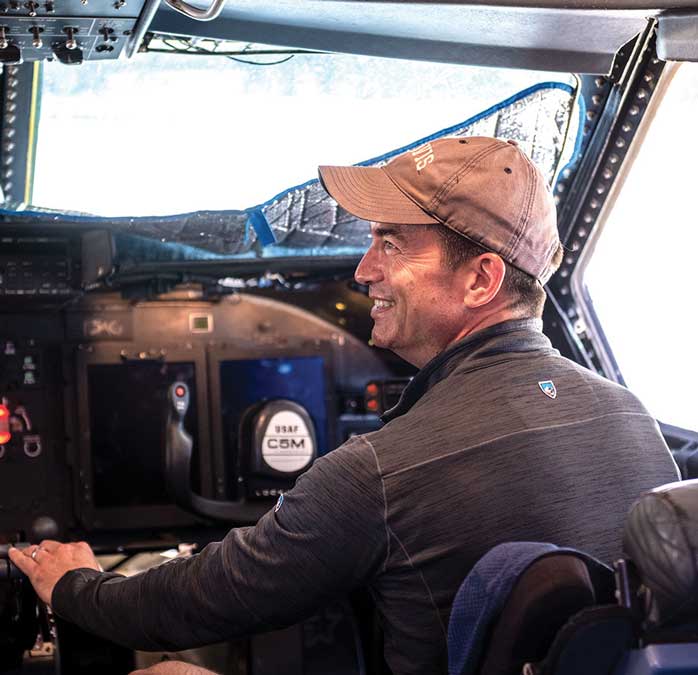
[0,0,148,63]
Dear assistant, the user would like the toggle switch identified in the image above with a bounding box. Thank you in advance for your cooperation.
[0,25,8,49]
[44,0,53,10]
[24,0,37,15]
[29,24,42,48]
[63,26,77,50]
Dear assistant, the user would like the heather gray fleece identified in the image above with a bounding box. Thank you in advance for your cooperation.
[53,319,679,674]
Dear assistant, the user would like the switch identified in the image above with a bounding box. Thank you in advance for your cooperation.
[44,0,53,10]
[99,25,115,42]
[0,26,6,49]
[63,26,77,50]
[24,0,38,15]
[52,41,82,64]
[29,25,42,48]
[23,371,36,385]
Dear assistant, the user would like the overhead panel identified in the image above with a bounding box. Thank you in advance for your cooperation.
[0,0,158,63]
[151,0,652,74]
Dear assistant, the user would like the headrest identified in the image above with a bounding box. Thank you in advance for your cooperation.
[623,479,698,626]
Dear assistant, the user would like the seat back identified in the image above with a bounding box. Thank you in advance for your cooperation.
[478,555,598,675]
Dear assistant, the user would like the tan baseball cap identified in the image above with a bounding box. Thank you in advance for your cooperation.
[318,136,560,283]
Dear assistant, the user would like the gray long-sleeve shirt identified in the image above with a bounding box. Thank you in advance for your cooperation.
[53,319,679,673]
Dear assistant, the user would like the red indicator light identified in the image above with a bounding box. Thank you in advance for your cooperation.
[366,383,379,396]
[366,399,379,412]
[0,432,9,445]
[175,386,186,398]
[0,406,8,418]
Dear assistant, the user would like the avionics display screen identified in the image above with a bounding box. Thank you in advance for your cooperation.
[88,361,198,508]
[220,355,329,461]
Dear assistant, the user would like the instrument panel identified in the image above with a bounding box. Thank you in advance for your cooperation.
[0,235,395,543]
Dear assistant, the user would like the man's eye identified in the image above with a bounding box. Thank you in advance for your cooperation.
[383,240,398,252]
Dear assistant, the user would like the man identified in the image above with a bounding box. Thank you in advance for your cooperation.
[10,137,679,674]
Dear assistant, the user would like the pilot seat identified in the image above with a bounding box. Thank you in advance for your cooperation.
[448,480,698,675]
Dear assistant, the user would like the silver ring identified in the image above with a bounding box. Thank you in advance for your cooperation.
[31,548,40,561]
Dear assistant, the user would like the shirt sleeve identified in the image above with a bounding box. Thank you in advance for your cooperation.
[51,436,387,651]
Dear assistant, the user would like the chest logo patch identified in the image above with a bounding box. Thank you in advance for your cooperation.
[538,380,557,399]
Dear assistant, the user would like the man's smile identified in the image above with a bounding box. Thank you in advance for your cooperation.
[370,297,396,318]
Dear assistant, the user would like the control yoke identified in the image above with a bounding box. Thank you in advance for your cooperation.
[166,383,268,522]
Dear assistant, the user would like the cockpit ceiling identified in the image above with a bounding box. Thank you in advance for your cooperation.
[150,0,657,73]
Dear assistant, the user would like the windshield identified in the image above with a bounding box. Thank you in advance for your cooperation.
[31,45,576,219]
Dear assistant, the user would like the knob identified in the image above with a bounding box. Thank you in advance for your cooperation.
[0,26,8,49]
[114,0,125,8]
[29,25,41,48]
[63,25,77,50]
[24,0,37,15]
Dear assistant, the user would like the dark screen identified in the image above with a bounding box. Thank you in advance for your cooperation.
[88,361,198,508]
[220,357,328,484]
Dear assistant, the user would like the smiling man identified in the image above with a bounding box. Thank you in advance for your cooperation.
[11,137,678,675]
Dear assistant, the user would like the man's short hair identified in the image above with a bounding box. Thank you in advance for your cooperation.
[428,224,564,318]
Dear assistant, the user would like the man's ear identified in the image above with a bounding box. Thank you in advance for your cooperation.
[462,253,506,309]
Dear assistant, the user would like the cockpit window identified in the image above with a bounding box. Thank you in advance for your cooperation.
[31,46,576,220]
[582,62,698,433]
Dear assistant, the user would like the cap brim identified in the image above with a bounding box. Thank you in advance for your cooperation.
[318,164,439,225]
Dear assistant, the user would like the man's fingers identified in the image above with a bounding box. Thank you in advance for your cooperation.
[8,546,37,574]
[38,540,61,552]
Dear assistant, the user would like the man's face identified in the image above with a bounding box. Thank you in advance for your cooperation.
[354,223,470,368]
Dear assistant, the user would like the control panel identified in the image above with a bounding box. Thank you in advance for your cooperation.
[0,0,146,63]
[0,234,78,299]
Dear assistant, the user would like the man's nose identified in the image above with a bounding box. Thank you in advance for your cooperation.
[354,246,382,285]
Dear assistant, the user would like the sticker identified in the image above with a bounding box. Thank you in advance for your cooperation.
[538,380,557,399]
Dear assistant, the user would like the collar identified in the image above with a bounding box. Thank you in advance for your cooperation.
[381,318,552,423]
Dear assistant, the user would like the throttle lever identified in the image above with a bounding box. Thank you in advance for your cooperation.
[166,383,268,522]
[0,543,29,580]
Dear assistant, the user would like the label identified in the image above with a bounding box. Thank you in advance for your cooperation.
[261,410,314,473]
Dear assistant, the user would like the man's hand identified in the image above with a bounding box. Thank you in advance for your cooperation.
[8,540,101,605]
[130,662,220,675]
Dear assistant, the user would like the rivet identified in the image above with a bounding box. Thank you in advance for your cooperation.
[651,57,660,65]
[562,168,571,179]
[553,195,561,206]
[5,114,15,125]
[571,241,580,252]
[595,77,605,88]
[3,168,12,178]
[622,123,632,133]
[3,181,12,192]
[591,95,602,106]
[578,227,588,237]
[629,105,640,116]
[565,255,575,265]
[643,72,654,83]
[583,214,593,224]
[595,184,606,195]
[636,89,648,100]
[615,138,626,149]
[5,102,16,113]
[586,110,596,121]
[608,154,619,165]
[560,286,569,296]
[603,168,613,180]
[590,198,600,209]
[560,269,569,278]
[6,90,17,100]
[3,155,13,166]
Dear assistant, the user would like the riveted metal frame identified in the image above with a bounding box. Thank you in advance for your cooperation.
[0,62,41,207]
[545,23,667,381]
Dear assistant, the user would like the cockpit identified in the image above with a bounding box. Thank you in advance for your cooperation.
[1,1,698,674]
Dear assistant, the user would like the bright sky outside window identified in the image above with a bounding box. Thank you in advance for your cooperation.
[32,48,574,217]
[584,63,698,432]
